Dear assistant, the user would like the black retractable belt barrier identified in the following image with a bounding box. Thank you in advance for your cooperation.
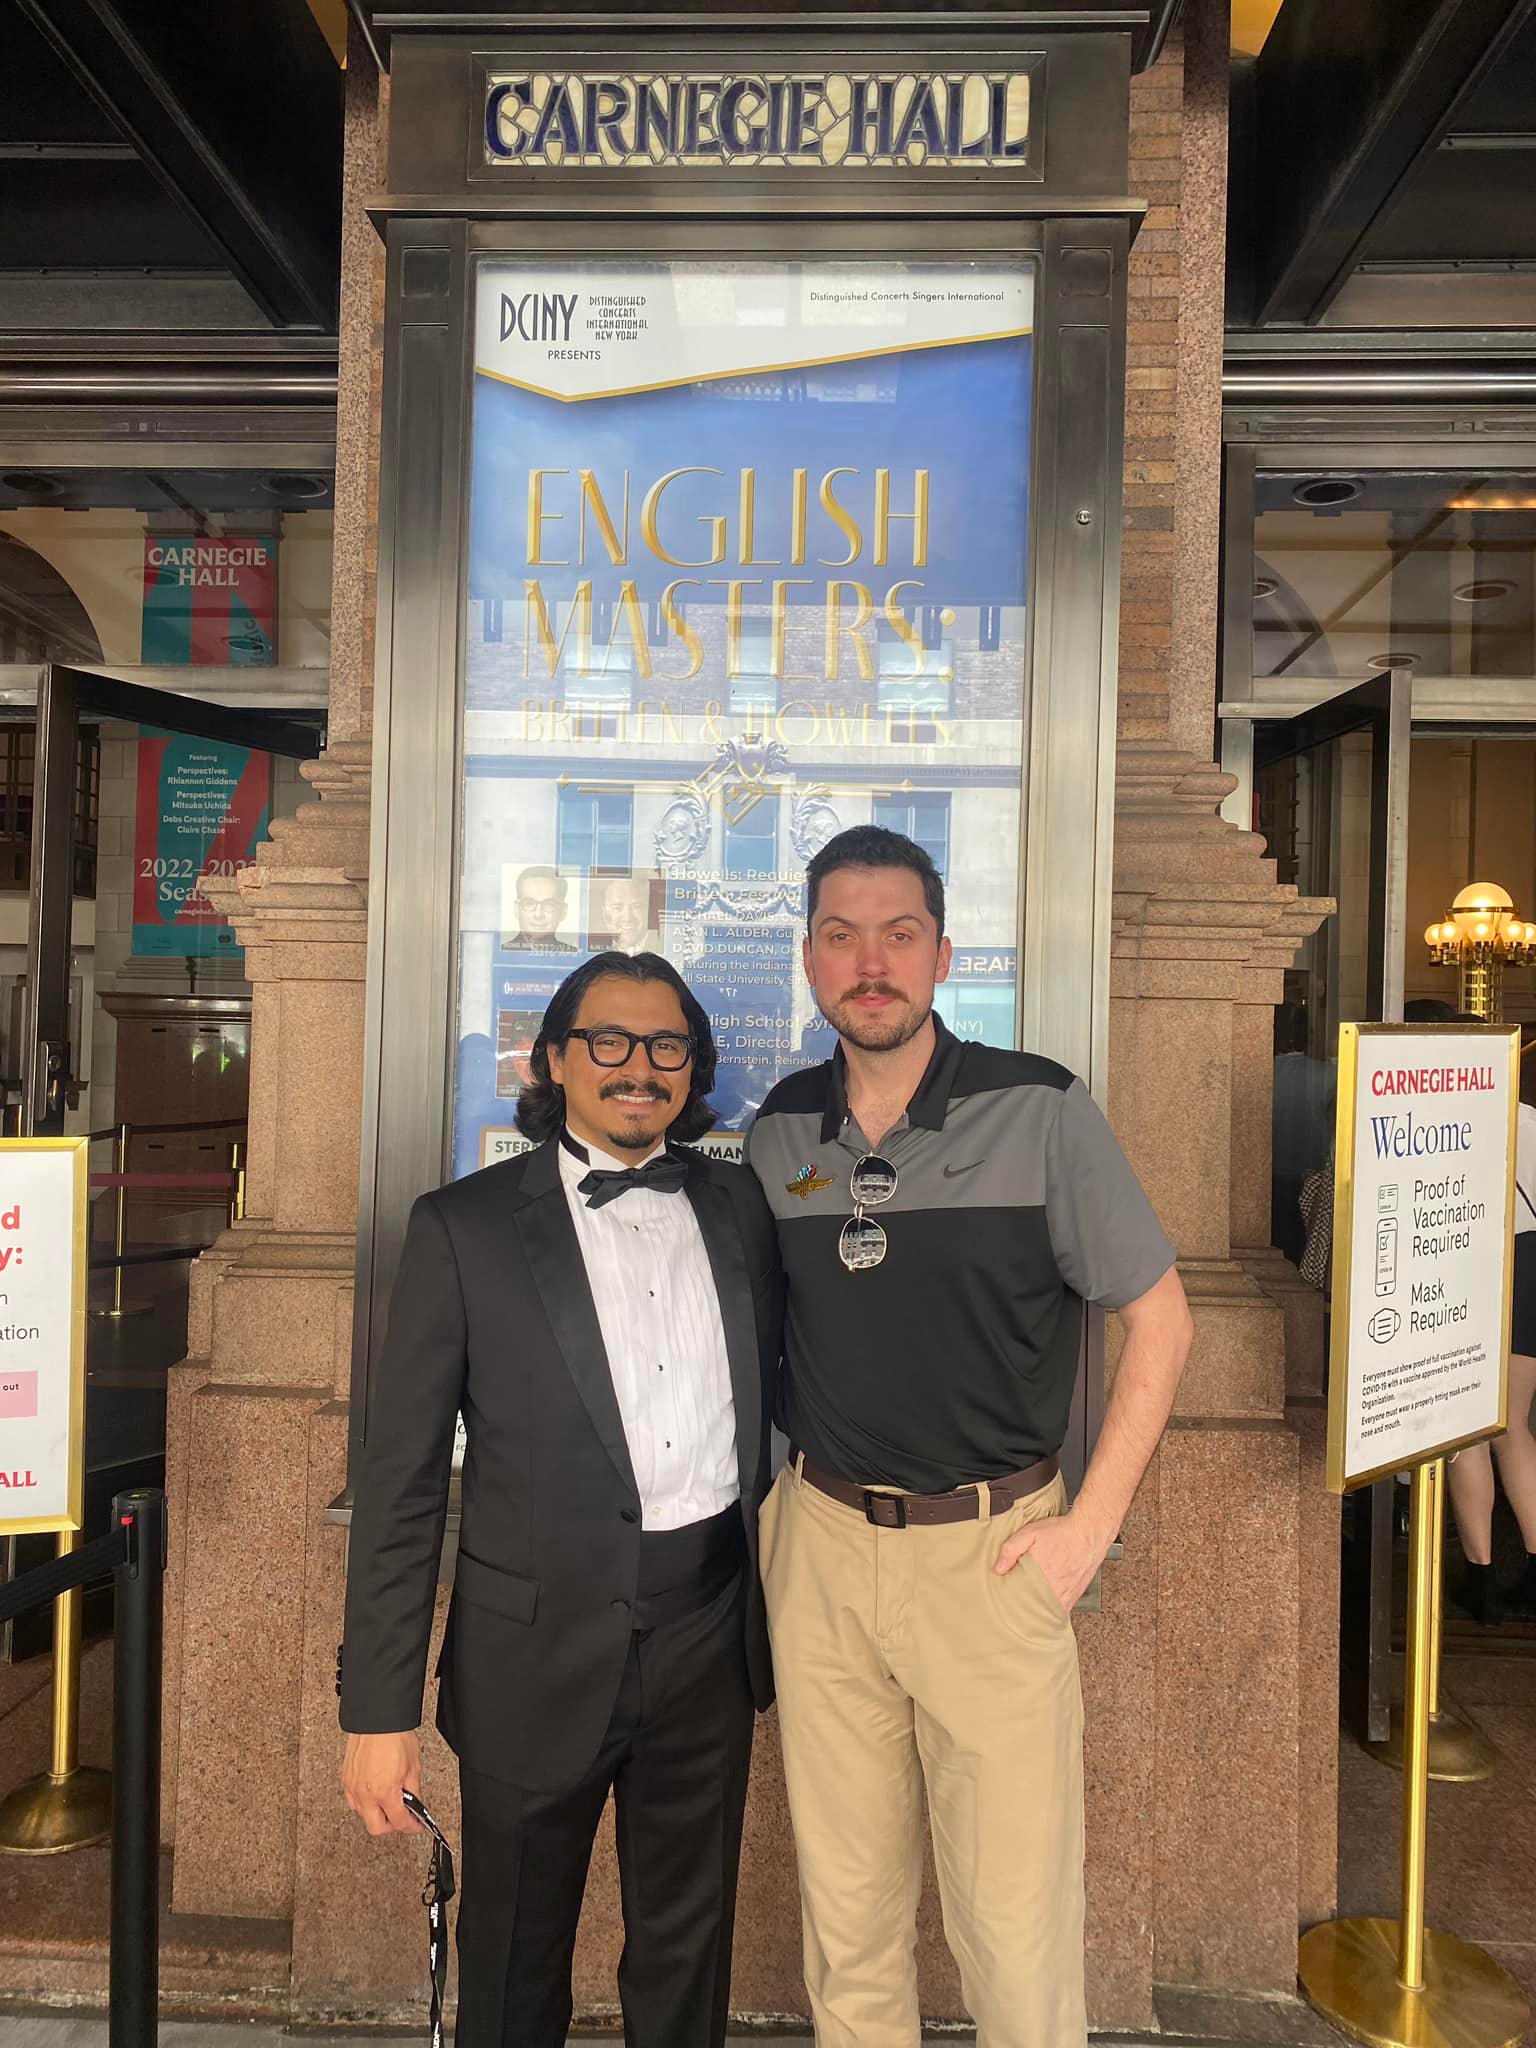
[0,1529,120,1626]
[110,1490,166,2048]
[0,1490,167,2048]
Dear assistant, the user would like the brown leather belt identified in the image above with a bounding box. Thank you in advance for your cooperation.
[791,1448,1060,1528]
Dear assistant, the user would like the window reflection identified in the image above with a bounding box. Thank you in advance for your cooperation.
[1253,473,1536,683]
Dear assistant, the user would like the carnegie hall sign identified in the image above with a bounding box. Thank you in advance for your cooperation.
[483,69,1036,172]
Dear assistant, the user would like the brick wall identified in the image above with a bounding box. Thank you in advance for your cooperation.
[1121,32,1188,743]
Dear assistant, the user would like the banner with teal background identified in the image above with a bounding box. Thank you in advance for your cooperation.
[131,729,271,958]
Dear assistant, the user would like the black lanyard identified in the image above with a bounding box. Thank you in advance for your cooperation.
[401,1790,456,2048]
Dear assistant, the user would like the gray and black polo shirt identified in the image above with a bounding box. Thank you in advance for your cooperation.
[745,1015,1176,1493]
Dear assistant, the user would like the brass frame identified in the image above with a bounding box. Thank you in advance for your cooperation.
[1325,1020,1521,1495]
[0,1136,90,1537]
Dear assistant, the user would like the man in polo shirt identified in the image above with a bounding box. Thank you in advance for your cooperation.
[746,825,1192,2048]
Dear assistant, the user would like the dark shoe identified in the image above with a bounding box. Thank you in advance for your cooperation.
[1505,1555,1536,1621]
[1452,1562,1504,1625]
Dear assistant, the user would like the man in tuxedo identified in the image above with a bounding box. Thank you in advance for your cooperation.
[339,950,781,2048]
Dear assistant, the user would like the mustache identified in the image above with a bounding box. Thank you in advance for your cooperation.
[844,982,907,1002]
[598,1078,671,1103]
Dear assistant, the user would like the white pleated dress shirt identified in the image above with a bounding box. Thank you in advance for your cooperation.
[558,1133,740,1529]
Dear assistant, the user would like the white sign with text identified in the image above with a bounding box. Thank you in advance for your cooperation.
[0,1141,87,1533]
[1331,1025,1519,1491]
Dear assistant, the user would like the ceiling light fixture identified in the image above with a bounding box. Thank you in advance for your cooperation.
[1452,580,1514,603]
[1292,477,1363,508]
[259,472,330,501]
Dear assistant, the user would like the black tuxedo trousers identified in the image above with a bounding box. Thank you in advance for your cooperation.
[340,1137,782,2047]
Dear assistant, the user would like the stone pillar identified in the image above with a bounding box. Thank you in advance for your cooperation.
[164,743,370,1919]
[1097,744,1328,2004]
[160,10,391,1944]
[1090,1,1340,2006]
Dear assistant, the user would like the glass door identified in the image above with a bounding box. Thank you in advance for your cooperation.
[1252,669,1411,1743]
[2,663,320,1657]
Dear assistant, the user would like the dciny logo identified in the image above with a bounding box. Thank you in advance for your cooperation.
[500,290,578,344]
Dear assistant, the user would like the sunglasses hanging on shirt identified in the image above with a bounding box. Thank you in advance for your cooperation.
[839,1155,898,1272]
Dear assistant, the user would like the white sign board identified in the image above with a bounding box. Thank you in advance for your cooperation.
[0,1141,88,1534]
[1328,1025,1519,1492]
[472,259,1033,404]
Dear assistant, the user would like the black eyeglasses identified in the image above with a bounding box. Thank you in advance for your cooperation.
[839,1154,898,1272]
[566,1027,695,1071]
[401,1790,456,2048]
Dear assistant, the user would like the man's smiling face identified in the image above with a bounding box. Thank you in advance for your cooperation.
[548,974,694,1155]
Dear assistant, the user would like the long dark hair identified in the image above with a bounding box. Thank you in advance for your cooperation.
[514,951,719,1144]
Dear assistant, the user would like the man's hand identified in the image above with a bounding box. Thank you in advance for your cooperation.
[342,1730,424,1836]
[993,1506,1111,1615]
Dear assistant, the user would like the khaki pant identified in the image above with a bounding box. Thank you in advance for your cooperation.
[759,1460,1086,2048]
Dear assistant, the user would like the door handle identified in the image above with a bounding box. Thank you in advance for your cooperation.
[30,1037,68,1127]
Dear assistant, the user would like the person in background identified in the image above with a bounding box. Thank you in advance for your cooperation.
[1446,1024,1536,1623]
[1273,996,1333,1267]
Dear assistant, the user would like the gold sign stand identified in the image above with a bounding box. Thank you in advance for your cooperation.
[1298,1462,1526,2048]
[0,1528,113,1853]
[1299,1024,1529,2047]
[1362,1460,1495,1784]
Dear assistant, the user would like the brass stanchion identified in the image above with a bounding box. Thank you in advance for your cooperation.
[90,1122,149,1321]
[228,1137,246,1226]
[1299,1461,1528,2047]
[0,1527,113,1853]
[1365,1458,1496,1783]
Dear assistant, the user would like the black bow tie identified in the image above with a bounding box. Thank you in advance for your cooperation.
[563,1133,689,1210]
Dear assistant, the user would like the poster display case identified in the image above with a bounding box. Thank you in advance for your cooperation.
[349,9,1149,1489]
[453,255,1034,1172]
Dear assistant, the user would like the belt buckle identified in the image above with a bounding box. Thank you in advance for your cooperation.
[863,1490,907,1529]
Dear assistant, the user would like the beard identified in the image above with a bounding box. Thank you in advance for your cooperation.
[598,1076,672,1152]
[818,983,933,1054]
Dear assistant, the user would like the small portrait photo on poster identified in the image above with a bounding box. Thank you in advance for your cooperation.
[494,1010,543,1099]
[499,864,586,955]
[588,869,666,957]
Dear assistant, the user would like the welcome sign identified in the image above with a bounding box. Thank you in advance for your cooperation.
[0,1142,88,1537]
[1328,1023,1521,1490]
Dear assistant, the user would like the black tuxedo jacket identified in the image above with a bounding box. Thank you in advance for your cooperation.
[339,1136,782,1793]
